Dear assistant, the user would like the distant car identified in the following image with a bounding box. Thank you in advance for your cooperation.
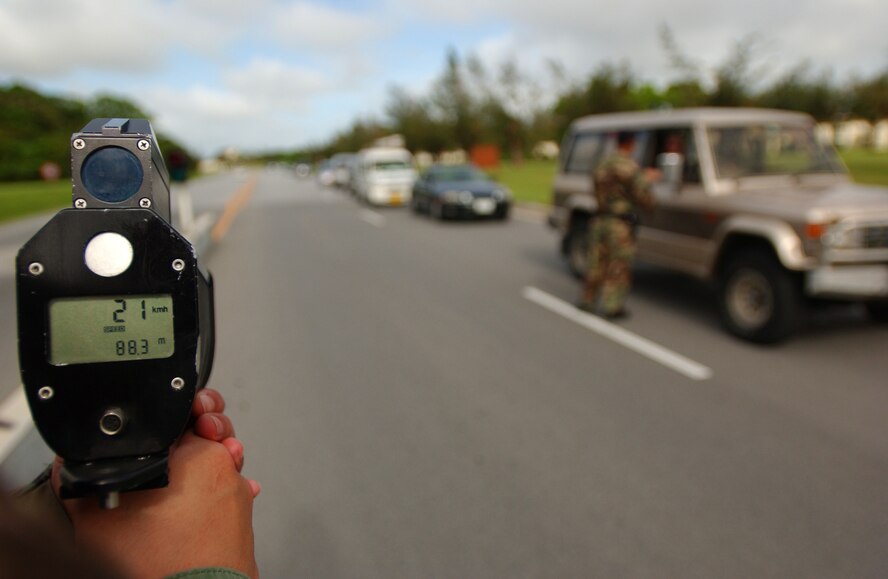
[316,159,335,186]
[411,164,511,220]
[329,152,356,189]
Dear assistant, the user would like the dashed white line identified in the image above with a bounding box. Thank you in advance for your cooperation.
[0,388,34,463]
[360,210,386,228]
[523,286,713,381]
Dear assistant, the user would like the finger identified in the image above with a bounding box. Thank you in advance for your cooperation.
[50,456,64,496]
[191,389,226,417]
[221,437,245,473]
[193,413,236,442]
[247,479,261,499]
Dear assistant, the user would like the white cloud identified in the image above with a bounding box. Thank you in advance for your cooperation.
[224,58,331,110]
[270,2,391,52]
[404,0,888,83]
[0,0,173,75]
[0,0,264,76]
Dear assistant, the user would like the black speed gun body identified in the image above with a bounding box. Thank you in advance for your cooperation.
[16,119,214,508]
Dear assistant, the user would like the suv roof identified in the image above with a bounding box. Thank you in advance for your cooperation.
[569,107,814,132]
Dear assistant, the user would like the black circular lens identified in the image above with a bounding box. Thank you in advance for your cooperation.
[80,146,144,203]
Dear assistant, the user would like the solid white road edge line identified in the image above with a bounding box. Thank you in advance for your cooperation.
[360,210,386,228]
[0,388,34,463]
[523,286,714,381]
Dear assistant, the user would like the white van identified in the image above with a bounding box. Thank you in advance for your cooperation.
[354,148,417,206]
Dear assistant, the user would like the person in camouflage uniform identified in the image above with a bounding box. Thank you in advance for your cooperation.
[578,131,655,319]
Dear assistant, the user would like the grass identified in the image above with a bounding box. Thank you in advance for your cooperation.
[837,149,888,187]
[0,180,71,223]
[487,159,558,205]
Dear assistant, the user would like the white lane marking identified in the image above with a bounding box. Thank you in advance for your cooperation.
[523,286,714,381]
[0,245,17,280]
[0,388,34,463]
[360,210,386,228]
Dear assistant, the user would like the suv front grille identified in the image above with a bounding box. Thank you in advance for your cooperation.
[863,225,888,248]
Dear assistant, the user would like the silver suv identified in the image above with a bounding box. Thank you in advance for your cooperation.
[549,108,888,342]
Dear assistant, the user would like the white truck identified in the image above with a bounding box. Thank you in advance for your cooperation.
[353,147,417,206]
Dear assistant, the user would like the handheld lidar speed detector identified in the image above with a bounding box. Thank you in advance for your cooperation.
[16,119,215,508]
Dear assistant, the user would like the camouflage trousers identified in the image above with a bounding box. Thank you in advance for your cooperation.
[580,216,636,315]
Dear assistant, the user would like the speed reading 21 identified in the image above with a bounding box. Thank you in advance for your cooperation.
[111,297,171,323]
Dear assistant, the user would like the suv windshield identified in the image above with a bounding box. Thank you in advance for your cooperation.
[708,124,845,179]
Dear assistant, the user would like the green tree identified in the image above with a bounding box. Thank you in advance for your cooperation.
[85,94,151,119]
[708,34,764,106]
[756,64,842,121]
[386,87,450,153]
[431,49,482,151]
[847,70,888,122]
[552,63,641,137]
[0,84,85,180]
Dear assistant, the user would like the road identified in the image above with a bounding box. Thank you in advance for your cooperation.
[3,168,888,578]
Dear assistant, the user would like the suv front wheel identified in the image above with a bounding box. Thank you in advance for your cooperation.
[718,249,801,343]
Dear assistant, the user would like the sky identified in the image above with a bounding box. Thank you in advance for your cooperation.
[1,0,886,157]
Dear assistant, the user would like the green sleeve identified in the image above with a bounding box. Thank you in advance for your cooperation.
[631,172,655,210]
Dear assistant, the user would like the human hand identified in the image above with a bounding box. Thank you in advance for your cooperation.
[644,167,662,183]
[191,389,261,498]
[57,431,259,579]
[51,389,260,578]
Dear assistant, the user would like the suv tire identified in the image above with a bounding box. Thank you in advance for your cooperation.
[865,301,888,323]
[565,218,590,279]
[718,249,801,343]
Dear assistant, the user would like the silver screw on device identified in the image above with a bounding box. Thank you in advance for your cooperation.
[74,198,87,209]
[171,377,185,391]
[172,259,186,272]
[73,139,86,150]
[28,262,44,276]
[139,198,152,209]
[137,140,150,151]
[38,386,54,400]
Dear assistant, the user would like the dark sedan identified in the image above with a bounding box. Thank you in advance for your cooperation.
[411,164,511,220]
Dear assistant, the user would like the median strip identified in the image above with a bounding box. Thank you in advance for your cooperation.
[211,174,259,243]
[523,286,713,381]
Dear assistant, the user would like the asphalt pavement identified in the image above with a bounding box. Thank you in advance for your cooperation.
[2,168,887,578]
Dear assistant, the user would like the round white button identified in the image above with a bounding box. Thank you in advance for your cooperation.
[84,232,133,277]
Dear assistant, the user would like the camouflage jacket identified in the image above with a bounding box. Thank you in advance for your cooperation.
[593,153,654,216]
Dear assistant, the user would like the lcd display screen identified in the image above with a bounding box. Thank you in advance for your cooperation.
[48,295,174,365]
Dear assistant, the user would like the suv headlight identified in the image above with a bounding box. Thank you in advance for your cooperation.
[822,223,864,249]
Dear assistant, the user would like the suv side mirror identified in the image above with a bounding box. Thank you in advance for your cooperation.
[657,152,684,193]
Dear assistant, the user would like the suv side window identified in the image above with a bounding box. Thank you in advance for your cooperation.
[564,132,605,174]
[638,128,701,184]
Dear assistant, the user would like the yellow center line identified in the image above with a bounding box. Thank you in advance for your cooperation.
[211,174,259,243]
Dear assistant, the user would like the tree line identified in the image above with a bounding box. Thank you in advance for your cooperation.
[0,84,194,182]
[301,31,888,162]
